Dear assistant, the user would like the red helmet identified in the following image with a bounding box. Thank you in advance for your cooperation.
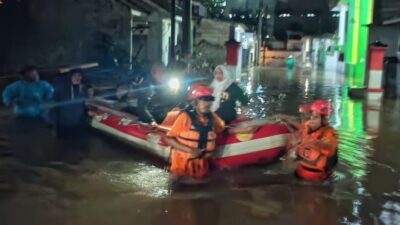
[310,99,332,116]
[188,84,215,101]
[298,103,311,114]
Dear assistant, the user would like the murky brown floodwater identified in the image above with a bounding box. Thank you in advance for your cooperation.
[1,67,400,225]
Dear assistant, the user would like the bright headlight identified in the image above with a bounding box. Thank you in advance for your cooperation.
[168,78,180,92]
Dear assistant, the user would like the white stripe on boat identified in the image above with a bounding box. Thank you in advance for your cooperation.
[215,134,289,158]
[92,119,289,162]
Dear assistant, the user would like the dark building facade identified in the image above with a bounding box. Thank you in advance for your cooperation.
[0,0,132,73]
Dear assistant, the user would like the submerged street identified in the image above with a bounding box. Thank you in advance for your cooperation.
[0,68,399,225]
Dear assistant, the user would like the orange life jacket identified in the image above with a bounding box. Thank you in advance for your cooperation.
[160,109,181,128]
[169,109,217,179]
[176,109,217,152]
[296,124,338,181]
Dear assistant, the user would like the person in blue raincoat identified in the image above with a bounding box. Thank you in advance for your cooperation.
[2,66,54,165]
[2,66,54,118]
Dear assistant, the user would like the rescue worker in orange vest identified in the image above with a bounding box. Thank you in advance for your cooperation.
[286,99,338,181]
[165,84,256,181]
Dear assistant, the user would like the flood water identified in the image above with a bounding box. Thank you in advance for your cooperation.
[1,67,400,225]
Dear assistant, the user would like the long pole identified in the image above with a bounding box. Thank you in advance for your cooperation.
[169,0,176,65]
[182,0,193,59]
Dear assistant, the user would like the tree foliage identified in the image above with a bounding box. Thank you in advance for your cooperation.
[200,0,225,9]
[200,0,225,17]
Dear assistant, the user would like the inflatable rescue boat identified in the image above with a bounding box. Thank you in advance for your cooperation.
[89,101,290,169]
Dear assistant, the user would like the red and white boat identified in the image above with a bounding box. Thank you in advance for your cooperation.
[89,101,290,169]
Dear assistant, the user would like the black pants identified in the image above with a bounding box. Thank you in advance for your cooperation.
[10,117,55,165]
[54,125,90,164]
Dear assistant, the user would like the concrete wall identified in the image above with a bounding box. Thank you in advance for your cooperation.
[195,18,230,47]
[0,0,131,73]
[194,18,231,65]
[370,25,400,57]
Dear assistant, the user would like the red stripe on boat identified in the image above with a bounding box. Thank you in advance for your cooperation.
[216,123,290,145]
[215,147,283,169]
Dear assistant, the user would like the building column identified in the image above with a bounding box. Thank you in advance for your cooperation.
[344,0,374,88]
[182,0,192,58]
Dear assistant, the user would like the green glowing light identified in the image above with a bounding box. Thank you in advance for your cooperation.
[343,0,374,88]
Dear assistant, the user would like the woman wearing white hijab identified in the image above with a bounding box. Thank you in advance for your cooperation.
[211,65,249,124]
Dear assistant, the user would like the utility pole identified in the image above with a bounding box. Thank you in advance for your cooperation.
[182,0,193,59]
[256,0,264,66]
[169,0,176,65]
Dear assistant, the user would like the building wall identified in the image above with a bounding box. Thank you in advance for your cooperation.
[195,18,231,47]
[194,18,231,65]
[369,25,400,57]
[0,0,131,73]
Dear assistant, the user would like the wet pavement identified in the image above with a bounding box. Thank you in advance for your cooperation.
[1,67,400,225]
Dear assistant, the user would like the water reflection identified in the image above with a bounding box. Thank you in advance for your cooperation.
[380,201,400,225]
[337,93,371,179]
[160,197,220,225]
[292,184,339,225]
[100,161,170,198]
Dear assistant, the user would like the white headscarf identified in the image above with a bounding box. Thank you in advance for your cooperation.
[211,65,234,112]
